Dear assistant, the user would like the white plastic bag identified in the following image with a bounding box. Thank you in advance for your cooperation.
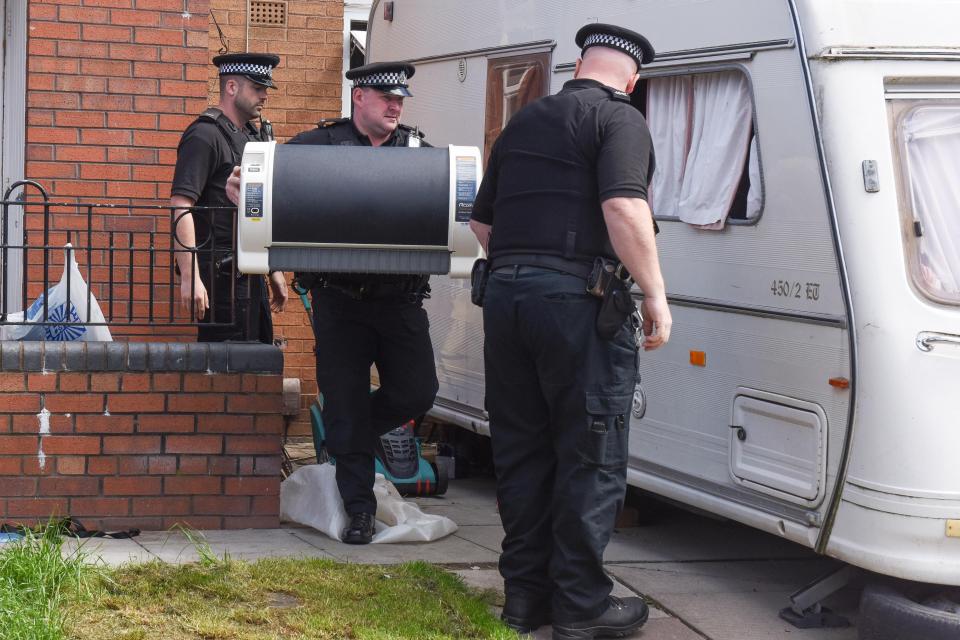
[1,244,112,342]
[280,463,458,543]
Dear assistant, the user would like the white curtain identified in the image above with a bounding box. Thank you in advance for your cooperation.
[746,135,762,220]
[903,106,960,297]
[678,72,754,229]
[647,76,692,218]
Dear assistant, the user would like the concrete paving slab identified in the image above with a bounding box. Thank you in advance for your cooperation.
[452,524,504,553]
[288,526,500,565]
[454,567,676,640]
[452,568,664,612]
[604,514,811,564]
[453,567,505,595]
[609,558,842,595]
[633,617,706,640]
[413,477,504,526]
[135,528,335,563]
[609,561,859,640]
[62,537,156,567]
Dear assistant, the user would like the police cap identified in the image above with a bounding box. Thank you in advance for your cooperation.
[346,61,416,97]
[575,23,655,69]
[213,52,280,88]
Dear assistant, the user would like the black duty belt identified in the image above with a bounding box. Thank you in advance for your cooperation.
[489,254,593,280]
[315,276,428,302]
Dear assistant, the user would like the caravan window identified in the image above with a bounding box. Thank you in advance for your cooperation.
[893,102,960,305]
[645,69,760,229]
[484,53,550,161]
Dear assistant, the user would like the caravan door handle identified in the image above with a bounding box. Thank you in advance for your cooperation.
[916,331,960,352]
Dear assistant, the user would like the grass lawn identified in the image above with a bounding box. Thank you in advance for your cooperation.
[1,529,516,640]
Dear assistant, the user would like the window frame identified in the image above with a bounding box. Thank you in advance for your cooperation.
[483,51,551,162]
[888,97,960,307]
[639,63,765,227]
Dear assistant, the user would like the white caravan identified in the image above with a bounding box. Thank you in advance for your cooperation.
[366,0,960,630]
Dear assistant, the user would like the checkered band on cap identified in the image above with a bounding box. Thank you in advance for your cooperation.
[219,62,273,77]
[353,71,408,87]
[583,32,644,63]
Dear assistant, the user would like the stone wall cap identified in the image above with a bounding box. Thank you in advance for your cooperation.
[0,341,283,374]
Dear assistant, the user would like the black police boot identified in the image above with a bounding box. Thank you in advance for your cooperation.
[552,596,649,639]
[341,512,375,545]
[501,592,552,634]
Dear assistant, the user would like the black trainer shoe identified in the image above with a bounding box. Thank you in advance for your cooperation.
[552,596,649,639]
[341,512,375,545]
[501,593,552,634]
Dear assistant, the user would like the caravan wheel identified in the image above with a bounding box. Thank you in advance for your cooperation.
[858,581,960,640]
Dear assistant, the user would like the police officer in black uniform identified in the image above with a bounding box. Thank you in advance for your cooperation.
[470,25,673,639]
[172,52,287,342]
[287,62,438,545]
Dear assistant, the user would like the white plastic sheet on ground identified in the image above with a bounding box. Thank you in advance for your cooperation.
[280,463,458,543]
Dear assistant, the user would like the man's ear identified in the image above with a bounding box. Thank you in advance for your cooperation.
[573,58,582,79]
[625,72,640,95]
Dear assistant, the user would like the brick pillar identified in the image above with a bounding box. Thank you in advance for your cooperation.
[0,342,283,530]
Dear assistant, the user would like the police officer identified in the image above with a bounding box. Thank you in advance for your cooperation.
[172,52,287,342]
[288,62,438,544]
[470,25,672,639]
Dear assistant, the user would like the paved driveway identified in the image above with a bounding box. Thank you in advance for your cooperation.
[64,476,861,639]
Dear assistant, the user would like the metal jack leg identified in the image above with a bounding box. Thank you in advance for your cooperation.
[779,565,858,629]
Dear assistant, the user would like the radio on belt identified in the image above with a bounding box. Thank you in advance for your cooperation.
[237,141,483,277]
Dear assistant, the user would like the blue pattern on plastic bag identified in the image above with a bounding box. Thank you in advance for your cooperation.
[43,303,86,341]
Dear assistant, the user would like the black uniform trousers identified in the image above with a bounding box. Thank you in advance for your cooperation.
[482,266,639,623]
[197,265,273,344]
[311,287,439,516]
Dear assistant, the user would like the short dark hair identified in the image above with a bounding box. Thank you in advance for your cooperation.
[219,74,250,94]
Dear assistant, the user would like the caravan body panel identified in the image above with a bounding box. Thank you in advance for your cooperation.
[367,0,960,584]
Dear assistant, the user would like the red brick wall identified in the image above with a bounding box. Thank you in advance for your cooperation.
[26,0,211,205]
[24,0,214,342]
[0,369,282,530]
[207,0,344,140]
[21,0,345,433]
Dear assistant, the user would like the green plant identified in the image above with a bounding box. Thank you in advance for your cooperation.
[0,524,105,640]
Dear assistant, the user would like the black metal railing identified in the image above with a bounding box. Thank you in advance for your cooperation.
[0,180,242,332]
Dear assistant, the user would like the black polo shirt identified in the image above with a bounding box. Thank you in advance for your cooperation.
[171,112,257,258]
[287,117,424,147]
[472,78,655,261]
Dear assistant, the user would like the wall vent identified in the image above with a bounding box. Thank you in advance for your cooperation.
[250,1,286,26]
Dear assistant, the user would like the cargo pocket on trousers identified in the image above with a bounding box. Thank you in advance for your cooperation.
[579,391,631,468]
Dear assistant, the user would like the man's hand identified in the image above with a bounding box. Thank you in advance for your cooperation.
[269,271,288,312]
[225,166,241,206]
[602,197,670,350]
[180,272,209,321]
[639,295,671,351]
